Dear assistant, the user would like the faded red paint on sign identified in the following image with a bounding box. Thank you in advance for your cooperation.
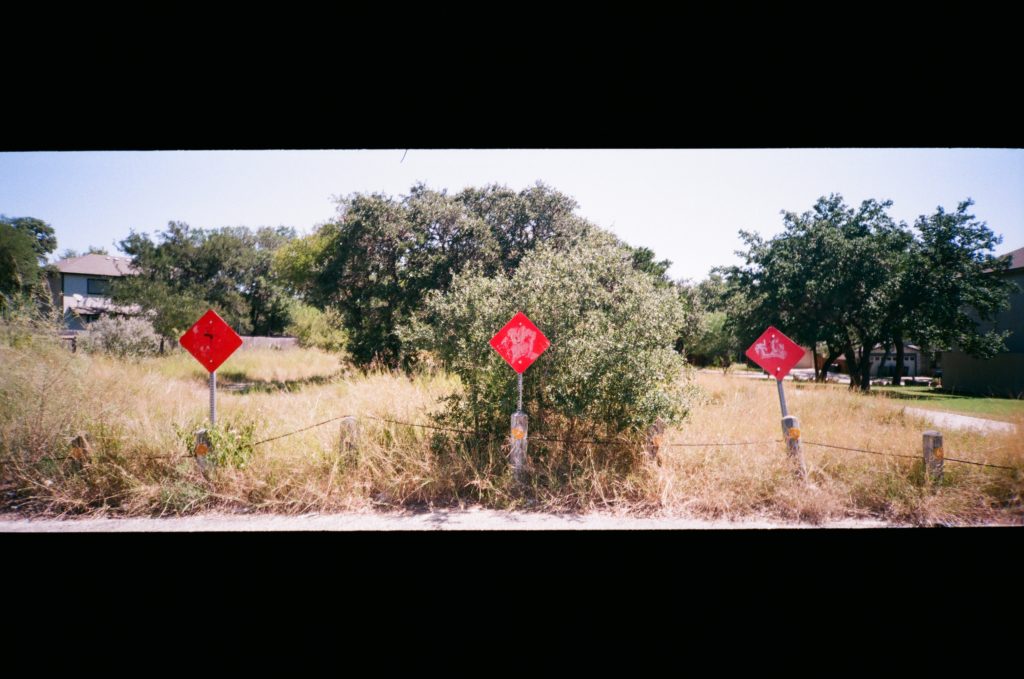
[489,311,550,374]
[179,309,243,373]
[744,326,805,380]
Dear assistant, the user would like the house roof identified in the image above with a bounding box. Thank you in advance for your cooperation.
[1002,246,1024,272]
[54,253,137,277]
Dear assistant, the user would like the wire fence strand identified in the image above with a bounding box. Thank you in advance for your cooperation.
[252,415,355,446]
[802,440,923,461]
[665,440,782,447]
[802,440,1017,470]
[2,414,1017,474]
[941,456,1017,471]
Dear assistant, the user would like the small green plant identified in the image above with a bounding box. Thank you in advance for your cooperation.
[177,420,257,470]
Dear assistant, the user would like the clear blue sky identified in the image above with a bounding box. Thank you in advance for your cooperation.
[1,149,1021,282]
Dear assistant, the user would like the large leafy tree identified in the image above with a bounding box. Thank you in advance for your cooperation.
[728,195,1014,392]
[676,272,751,366]
[903,199,1016,359]
[114,222,296,338]
[409,230,690,437]
[454,182,591,273]
[1,216,58,312]
[0,216,57,262]
[728,195,891,387]
[0,223,42,301]
[281,183,607,368]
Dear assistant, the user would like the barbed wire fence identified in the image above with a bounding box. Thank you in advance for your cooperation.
[1,413,1017,474]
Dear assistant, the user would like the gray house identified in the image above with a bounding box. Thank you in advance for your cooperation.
[48,254,139,330]
[866,344,931,378]
[941,246,1024,397]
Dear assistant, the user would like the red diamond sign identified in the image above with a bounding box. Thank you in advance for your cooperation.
[490,311,550,374]
[745,326,805,380]
[179,309,244,373]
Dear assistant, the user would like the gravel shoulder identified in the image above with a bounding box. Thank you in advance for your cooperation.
[902,407,1017,433]
[0,508,903,531]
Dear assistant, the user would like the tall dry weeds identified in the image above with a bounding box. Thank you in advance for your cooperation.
[1,343,1020,524]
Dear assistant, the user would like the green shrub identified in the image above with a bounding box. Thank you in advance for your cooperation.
[285,303,349,354]
[77,316,161,358]
[407,231,692,438]
[177,421,256,471]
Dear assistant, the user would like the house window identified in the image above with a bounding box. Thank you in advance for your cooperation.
[87,278,110,295]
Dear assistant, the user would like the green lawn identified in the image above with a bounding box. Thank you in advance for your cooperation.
[870,384,1024,421]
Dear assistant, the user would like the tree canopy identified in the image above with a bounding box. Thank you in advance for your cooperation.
[0,223,41,301]
[408,229,691,435]
[1,216,58,310]
[276,182,670,368]
[726,195,1014,391]
[0,215,57,263]
[114,222,296,338]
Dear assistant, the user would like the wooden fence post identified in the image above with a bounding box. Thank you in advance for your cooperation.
[781,415,807,480]
[339,416,358,457]
[923,430,943,483]
[511,412,528,480]
[645,418,666,462]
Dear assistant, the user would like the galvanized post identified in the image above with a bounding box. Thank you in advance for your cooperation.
[194,428,212,475]
[776,378,789,417]
[209,370,217,428]
[517,372,523,413]
[781,414,806,479]
[923,430,943,483]
[339,416,358,457]
[69,433,92,463]
[645,418,666,462]
[511,411,528,481]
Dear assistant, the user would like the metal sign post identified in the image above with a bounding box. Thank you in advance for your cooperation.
[210,370,217,427]
[745,326,807,480]
[776,377,788,418]
[180,309,243,429]
[490,311,550,480]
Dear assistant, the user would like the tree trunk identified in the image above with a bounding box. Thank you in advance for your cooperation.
[892,337,905,386]
[879,344,891,378]
[820,350,838,382]
[858,339,876,392]
[860,360,872,391]
[844,345,859,391]
[812,345,821,382]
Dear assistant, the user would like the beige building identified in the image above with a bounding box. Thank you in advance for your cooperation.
[941,246,1024,397]
[47,253,139,330]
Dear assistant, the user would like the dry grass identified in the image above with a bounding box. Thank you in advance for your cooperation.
[658,375,1023,525]
[1,340,1021,524]
[152,346,345,385]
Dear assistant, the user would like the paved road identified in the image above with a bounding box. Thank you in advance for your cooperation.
[0,509,898,531]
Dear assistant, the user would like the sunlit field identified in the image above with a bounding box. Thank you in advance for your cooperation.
[2,343,1020,524]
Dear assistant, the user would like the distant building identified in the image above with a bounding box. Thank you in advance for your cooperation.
[831,344,932,378]
[47,254,140,330]
[940,246,1024,397]
[866,344,931,378]
[794,346,815,370]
